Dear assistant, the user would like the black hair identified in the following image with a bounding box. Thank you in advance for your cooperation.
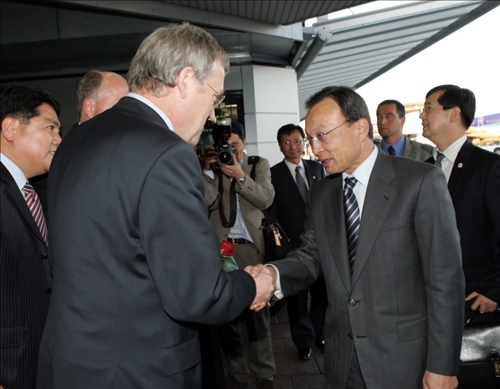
[305,86,373,139]
[425,85,475,128]
[1,84,60,124]
[277,124,305,143]
[377,99,405,118]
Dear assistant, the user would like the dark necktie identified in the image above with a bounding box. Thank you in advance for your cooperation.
[388,146,396,156]
[435,152,445,168]
[24,183,48,245]
[344,177,360,277]
[295,166,308,203]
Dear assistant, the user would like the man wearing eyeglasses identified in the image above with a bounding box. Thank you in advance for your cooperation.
[202,120,276,389]
[36,23,274,389]
[421,84,500,326]
[376,99,433,160]
[268,124,327,361]
[248,86,465,389]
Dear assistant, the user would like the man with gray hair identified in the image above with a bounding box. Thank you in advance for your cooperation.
[37,23,273,389]
[76,70,129,123]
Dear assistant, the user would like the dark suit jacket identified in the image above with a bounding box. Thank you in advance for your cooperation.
[1,164,51,389]
[427,140,500,323]
[377,137,433,161]
[36,97,256,388]
[269,159,324,248]
[272,150,465,389]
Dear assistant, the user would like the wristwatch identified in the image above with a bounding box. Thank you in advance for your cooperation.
[237,174,247,186]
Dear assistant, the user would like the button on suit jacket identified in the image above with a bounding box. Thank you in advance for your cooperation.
[271,150,465,389]
[36,97,256,389]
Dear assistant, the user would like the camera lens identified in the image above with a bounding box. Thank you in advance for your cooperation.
[218,150,233,165]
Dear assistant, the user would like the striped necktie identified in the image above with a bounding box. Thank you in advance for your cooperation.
[435,152,445,168]
[24,183,48,245]
[295,166,308,203]
[344,177,360,277]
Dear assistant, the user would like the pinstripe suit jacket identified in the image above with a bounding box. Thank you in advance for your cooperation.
[1,163,51,389]
[427,140,500,323]
[271,150,465,388]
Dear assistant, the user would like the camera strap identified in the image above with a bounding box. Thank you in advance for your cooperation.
[217,172,237,228]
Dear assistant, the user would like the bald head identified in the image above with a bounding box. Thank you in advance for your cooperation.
[77,71,129,123]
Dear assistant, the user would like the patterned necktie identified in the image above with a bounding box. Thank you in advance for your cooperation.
[24,183,48,245]
[344,177,360,277]
[295,166,308,203]
[435,152,445,168]
[388,146,396,156]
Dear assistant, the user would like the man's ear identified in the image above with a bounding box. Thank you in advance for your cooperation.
[400,116,406,127]
[82,99,96,120]
[174,66,197,100]
[357,118,370,141]
[1,117,20,142]
[449,106,461,124]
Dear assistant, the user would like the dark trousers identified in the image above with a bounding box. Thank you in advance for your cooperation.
[287,276,327,349]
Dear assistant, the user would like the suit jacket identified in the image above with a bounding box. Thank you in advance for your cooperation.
[204,154,275,257]
[378,136,433,161]
[427,140,500,323]
[1,164,51,389]
[272,150,465,389]
[36,97,256,389]
[269,159,325,248]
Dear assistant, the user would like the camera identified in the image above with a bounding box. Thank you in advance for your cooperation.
[210,118,236,171]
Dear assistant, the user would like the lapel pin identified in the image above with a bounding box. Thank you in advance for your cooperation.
[313,175,316,179]
[458,163,463,168]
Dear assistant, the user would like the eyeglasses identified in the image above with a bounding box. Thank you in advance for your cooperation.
[306,120,348,145]
[205,81,225,107]
[419,104,454,114]
[281,139,304,147]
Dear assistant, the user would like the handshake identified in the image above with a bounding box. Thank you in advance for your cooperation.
[244,264,278,312]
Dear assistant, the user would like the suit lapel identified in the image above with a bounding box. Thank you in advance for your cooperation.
[448,140,474,200]
[351,152,396,287]
[303,159,322,188]
[1,164,46,245]
[324,176,351,291]
[276,161,304,204]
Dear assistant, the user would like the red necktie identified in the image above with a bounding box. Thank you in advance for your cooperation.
[24,183,48,245]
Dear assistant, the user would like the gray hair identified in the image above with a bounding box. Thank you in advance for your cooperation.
[128,23,229,97]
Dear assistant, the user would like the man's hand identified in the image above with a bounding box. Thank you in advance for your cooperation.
[244,265,277,311]
[202,146,217,171]
[220,154,245,181]
[423,370,458,389]
[466,291,498,313]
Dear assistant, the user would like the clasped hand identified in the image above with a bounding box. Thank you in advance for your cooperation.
[244,264,276,311]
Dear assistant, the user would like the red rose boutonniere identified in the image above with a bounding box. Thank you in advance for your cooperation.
[220,241,238,272]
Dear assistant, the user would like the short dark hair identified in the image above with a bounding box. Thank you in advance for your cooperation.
[277,124,305,143]
[230,120,246,141]
[377,99,405,118]
[305,86,373,139]
[1,84,60,124]
[76,70,104,116]
[426,85,475,128]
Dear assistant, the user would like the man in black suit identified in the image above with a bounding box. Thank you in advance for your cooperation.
[269,124,327,360]
[1,84,61,389]
[250,86,464,389]
[421,84,500,324]
[36,23,273,389]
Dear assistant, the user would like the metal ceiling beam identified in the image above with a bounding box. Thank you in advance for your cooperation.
[50,0,303,40]
[354,1,499,88]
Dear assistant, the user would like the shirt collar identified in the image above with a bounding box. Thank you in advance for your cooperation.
[433,134,467,163]
[381,135,405,156]
[1,153,27,192]
[343,145,378,188]
[127,93,174,132]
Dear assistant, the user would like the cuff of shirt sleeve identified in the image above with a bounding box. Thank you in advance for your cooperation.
[265,264,284,300]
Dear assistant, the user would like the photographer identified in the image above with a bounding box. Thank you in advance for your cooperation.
[202,120,276,389]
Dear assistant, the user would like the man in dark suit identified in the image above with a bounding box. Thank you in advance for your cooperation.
[376,99,433,160]
[269,123,327,360]
[36,23,273,389]
[1,84,61,389]
[249,86,465,389]
[420,84,500,324]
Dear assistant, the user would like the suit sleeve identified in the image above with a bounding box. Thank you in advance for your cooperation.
[237,158,275,210]
[138,143,255,324]
[203,173,219,211]
[475,157,500,303]
[414,167,465,375]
